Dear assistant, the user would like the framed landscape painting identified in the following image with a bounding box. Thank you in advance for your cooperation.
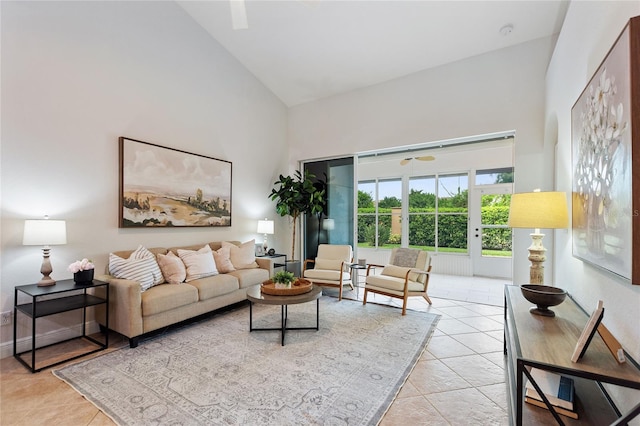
[571,17,639,284]
[119,137,232,228]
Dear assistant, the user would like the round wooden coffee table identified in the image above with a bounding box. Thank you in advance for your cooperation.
[246,285,322,346]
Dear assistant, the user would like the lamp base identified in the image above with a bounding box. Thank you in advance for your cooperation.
[528,232,547,285]
[37,251,56,286]
[37,276,56,287]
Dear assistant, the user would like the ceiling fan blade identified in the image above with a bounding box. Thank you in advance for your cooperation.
[400,158,412,166]
[416,155,435,161]
[230,0,248,30]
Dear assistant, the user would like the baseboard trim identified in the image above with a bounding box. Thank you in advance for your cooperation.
[0,321,100,360]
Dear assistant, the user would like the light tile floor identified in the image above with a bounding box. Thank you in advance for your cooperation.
[0,275,512,425]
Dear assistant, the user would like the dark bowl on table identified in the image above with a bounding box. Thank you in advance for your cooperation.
[520,284,567,317]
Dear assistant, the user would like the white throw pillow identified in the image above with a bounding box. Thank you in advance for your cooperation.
[109,248,163,292]
[222,240,258,270]
[213,245,236,273]
[157,251,187,284]
[178,245,218,282]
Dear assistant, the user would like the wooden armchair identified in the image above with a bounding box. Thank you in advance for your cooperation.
[303,244,353,300]
[363,248,432,315]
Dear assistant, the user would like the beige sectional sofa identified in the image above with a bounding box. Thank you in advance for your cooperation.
[95,241,272,348]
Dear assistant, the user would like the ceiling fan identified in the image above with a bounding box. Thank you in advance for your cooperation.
[230,0,248,30]
[400,155,435,166]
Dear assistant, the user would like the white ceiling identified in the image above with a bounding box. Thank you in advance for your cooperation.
[178,1,569,107]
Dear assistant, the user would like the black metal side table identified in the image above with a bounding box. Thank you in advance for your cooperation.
[258,253,287,272]
[13,279,109,373]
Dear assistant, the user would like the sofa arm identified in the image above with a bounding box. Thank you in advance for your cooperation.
[255,257,274,277]
[94,274,144,340]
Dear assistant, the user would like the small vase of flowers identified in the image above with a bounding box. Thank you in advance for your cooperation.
[272,270,295,289]
[69,258,95,284]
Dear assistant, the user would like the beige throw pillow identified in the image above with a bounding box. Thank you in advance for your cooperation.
[177,245,218,282]
[381,265,413,280]
[213,245,236,273]
[157,251,187,284]
[222,240,258,270]
[314,258,344,271]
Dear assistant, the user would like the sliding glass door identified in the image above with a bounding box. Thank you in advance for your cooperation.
[303,157,355,260]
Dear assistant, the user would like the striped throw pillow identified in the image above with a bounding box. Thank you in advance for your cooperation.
[108,245,164,291]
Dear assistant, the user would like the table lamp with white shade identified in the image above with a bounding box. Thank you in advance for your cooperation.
[23,216,67,286]
[257,218,274,251]
[508,190,569,285]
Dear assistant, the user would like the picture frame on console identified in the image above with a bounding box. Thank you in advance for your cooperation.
[571,16,639,285]
[119,137,232,228]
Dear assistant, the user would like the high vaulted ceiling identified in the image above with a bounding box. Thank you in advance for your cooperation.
[178,1,569,107]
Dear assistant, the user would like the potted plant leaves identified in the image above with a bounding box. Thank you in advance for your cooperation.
[269,170,326,276]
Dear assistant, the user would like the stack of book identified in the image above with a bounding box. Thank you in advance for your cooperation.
[525,368,577,419]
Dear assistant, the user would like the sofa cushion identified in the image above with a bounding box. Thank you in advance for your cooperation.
[178,245,218,282]
[223,240,258,270]
[227,268,269,289]
[212,245,236,273]
[156,252,187,284]
[188,274,240,300]
[141,283,199,316]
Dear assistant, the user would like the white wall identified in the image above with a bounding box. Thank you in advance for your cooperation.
[289,36,558,284]
[0,1,288,347]
[545,1,640,413]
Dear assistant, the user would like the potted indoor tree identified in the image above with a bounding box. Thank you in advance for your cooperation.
[269,170,325,276]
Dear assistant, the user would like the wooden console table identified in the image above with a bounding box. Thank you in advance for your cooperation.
[504,285,640,425]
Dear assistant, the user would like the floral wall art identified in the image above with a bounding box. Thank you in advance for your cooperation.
[119,137,232,228]
[571,17,639,284]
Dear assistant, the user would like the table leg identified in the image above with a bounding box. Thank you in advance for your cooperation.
[281,305,288,346]
[249,301,253,331]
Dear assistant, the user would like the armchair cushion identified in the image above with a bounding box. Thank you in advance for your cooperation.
[365,275,425,293]
[304,269,350,282]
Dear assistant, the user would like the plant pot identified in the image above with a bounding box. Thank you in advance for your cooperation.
[274,282,292,289]
[74,269,94,284]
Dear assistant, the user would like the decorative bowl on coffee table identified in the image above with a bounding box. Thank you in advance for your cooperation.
[520,284,567,317]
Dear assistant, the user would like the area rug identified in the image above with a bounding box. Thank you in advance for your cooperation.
[53,297,440,425]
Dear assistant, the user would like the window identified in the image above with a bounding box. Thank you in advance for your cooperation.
[437,173,468,253]
[357,178,402,248]
[476,167,514,185]
[360,173,469,253]
[408,176,436,249]
[480,193,512,257]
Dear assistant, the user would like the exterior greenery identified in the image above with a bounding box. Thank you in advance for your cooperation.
[357,189,511,254]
